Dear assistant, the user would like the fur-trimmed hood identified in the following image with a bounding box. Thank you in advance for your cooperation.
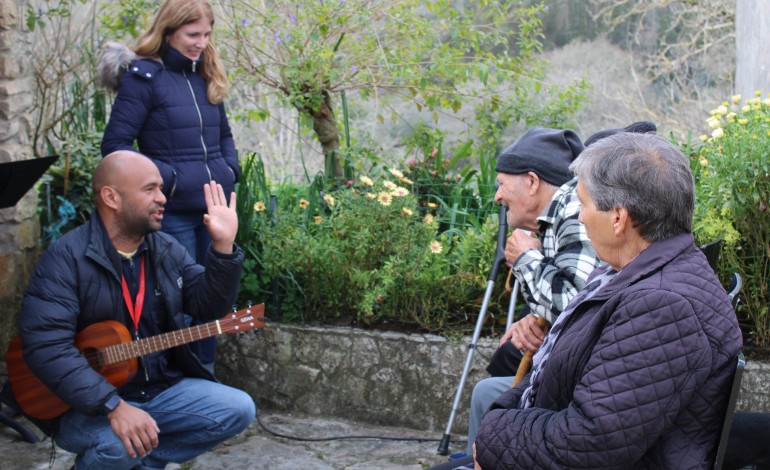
[97,42,138,91]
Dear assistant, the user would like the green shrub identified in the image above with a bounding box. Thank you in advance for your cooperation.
[236,163,504,333]
[691,92,770,347]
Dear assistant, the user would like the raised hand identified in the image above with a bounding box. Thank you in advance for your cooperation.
[504,229,541,264]
[202,180,238,254]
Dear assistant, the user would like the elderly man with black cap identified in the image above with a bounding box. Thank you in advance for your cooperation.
[449,127,603,463]
[433,124,657,469]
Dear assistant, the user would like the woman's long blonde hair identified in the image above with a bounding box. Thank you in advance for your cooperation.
[133,0,228,104]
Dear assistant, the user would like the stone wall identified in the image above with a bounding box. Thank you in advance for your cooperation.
[217,323,770,433]
[217,323,499,433]
[0,0,37,355]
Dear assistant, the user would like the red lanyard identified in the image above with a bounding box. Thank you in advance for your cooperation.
[121,256,146,332]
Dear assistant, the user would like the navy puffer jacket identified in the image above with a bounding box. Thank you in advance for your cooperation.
[100,45,239,213]
[18,211,243,423]
[475,233,743,469]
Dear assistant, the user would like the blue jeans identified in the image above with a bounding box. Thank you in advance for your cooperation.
[56,378,255,470]
[161,212,217,367]
[467,376,512,454]
[161,211,211,263]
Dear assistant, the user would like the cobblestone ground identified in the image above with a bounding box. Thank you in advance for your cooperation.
[0,409,462,469]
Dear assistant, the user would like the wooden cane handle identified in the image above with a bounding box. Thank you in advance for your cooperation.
[511,316,550,387]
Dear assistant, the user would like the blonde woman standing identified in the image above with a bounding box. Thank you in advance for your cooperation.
[99,0,239,370]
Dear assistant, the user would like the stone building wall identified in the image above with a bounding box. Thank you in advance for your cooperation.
[0,0,38,355]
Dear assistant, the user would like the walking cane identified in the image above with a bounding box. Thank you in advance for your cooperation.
[504,276,520,332]
[512,315,549,386]
[437,204,509,456]
[500,232,549,387]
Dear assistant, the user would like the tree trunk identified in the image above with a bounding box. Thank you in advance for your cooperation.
[309,91,342,177]
[735,0,770,97]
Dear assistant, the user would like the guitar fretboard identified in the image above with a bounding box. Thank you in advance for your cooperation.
[102,321,223,365]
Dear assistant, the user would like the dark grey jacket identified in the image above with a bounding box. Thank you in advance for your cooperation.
[19,212,243,421]
[475,233,742,469]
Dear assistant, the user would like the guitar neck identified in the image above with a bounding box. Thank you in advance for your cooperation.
[103,321,222,366]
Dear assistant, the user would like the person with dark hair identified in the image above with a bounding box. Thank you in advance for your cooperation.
[472,133,742,469]
[99,0,240,370]
[17,151,254,470]
[446,127,602,463]
[453,123,656,465]
[582,120,657,147]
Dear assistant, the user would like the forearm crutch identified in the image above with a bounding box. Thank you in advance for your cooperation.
[437,205,508,456]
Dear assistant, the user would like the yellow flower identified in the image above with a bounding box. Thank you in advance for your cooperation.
[711,127,724,139]
[424,214,434,224]
[726,112,737,122]
[699,156,708,167]
[400,177,413,185]
[739,118,749,125]
[254,201,266,212]
[383,181,397,190]
[299,198,309,208]
[323,194,335,206]
[732,94,742,104]
[378,192,393,206]
[707,117,721,129]
[391,187,410,197]
[427,202,438,209]
[756,90,763,96]
[699,134,708,142]
[742,105,751,113]
[715,105,728,116]
[429,240,443,254]
[764,98,770,106]
[366,193,376,200]
[402,207,413,216]
[360,175,374,186]
[314,216,323,224]
[388,168,404,179]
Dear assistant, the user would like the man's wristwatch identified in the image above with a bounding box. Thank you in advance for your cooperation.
[102,394,122,415]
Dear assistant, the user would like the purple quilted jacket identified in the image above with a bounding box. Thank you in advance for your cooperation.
[475,233,743,469]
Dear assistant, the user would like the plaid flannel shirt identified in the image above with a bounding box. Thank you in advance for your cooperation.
[510,178,601,325]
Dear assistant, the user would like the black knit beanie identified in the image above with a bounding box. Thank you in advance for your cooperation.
[495,127,584,187]
[583,121,657,148]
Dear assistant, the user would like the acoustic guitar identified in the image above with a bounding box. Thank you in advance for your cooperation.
[5,304,265,420]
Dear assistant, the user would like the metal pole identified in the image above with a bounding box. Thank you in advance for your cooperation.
[437,204,508,455]
[505,278,520,332]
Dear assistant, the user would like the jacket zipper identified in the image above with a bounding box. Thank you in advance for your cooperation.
[183,69,212,181]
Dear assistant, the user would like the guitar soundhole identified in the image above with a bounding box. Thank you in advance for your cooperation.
[82,348,105,370]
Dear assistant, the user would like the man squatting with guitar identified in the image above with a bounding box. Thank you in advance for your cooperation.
[15,151,255,469]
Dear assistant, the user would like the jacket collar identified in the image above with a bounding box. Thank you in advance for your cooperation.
[589,232,696,300]
[161,46,203,73]
[85,211,173,279]
[537,178,577,231]
[85,211,123,279]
